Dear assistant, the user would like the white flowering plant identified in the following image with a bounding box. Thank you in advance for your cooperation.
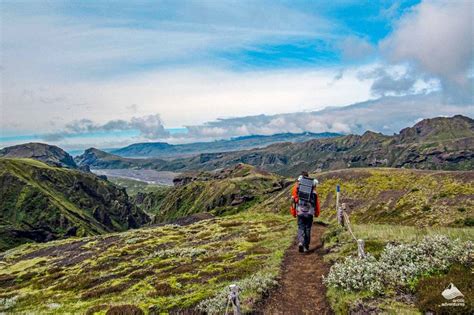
[324,235,472,294]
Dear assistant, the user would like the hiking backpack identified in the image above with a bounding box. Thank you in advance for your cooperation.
[297,176,315,202]
[296,176,317,215]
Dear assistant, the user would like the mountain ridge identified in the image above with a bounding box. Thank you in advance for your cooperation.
[4,115,473,177]
[168,115,474,176]
[111,132,341,158]
[0,143,78,169]
[0,158,149,250]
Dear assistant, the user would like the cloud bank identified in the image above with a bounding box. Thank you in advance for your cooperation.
[35,92,473,150]
[43,114,169,141]
[381,0,473,103]
[180,92,473,142]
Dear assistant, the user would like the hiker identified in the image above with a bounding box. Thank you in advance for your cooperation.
[290,171,320,253]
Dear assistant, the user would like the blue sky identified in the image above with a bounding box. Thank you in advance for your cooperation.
[1,0,472,150]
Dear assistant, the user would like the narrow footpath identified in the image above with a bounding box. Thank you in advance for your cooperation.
[260,223,333,314]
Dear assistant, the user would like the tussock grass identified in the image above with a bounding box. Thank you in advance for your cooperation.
[351,224,474,243]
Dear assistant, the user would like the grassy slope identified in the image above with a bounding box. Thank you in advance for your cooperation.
[255,168,473,313]
[300,169,473,314]
[257,168,473,227]
[0,212,294,314]
[0,158,148,251]
[135,164,291,222]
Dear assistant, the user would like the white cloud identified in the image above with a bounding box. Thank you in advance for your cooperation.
[338,36,375,61]
[0,1,335,83]
[179,92,473,142]
[381,0,473,102]
[2,65,375,134]
[43,114,169,141]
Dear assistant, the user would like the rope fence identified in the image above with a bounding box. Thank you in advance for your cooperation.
[225,284,241,315]
[336,184,366,258]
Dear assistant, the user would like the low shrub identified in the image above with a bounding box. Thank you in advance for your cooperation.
[324,235,473,294]
[0,296,19,311]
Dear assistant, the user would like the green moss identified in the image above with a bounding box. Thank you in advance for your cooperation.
[0,212,294,313]
[326,287,375,315]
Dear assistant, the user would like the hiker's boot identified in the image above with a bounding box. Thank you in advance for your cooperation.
[298,243,304,253]
[303,247,309,253]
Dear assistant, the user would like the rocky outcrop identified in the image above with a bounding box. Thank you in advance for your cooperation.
[75,148,167,169]
[0,142,77,168]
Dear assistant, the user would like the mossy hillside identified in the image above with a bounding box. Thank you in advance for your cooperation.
[0,158,149,251]
[257,168,473,227]
[0,212,294,314]
[136,164,291,222]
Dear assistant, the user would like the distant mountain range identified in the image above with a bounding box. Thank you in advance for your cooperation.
[110,132,341,158]
[72,115,474,176]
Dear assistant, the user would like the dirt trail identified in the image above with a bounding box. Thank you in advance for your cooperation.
[260,223,333,314]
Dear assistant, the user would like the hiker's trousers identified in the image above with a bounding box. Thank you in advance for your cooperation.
[297,214,313,248]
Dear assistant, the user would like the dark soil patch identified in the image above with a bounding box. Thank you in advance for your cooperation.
[97,235,122,249]
[150,282,182,297]
[0,274,16,288]
[128,268,155,280]
[81,279,139,299]
[173,213,214,226]
[170,263,198,274]
[349,301,380,314]
[260,224,333,314]
[17,240,88,261]
[54,250,96,267]
[340,197,365,213]
[105,304,144,315]
[219,220,244,228]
